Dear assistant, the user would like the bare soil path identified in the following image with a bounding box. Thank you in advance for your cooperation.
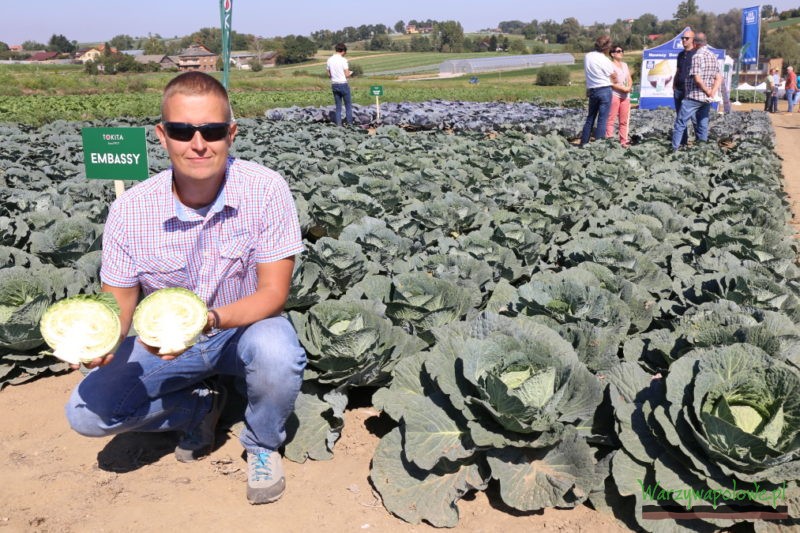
[768,109,800,234]
[0,372,629,533]
[1,106,797,533]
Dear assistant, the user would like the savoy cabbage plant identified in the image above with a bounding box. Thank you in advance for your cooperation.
[285,299,425,462]
[370,312,604,527]
[603,348,800,532]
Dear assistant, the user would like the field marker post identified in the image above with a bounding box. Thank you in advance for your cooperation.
[370,85,384,123]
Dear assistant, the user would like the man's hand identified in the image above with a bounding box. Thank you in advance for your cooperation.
[137,338,188,360]
[70,353,114,371]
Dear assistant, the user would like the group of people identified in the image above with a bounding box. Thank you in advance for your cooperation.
[580,35,633,147]
[580,29,725,152]
[765,65,799,113]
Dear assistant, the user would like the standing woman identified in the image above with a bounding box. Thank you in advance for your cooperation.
[606,44,633,147]
[580,35,617,146]
[786,66,798,113]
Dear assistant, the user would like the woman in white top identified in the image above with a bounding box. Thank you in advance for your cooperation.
[606,44,633,147]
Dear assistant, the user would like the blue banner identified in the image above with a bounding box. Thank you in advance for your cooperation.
[741,6,760,65]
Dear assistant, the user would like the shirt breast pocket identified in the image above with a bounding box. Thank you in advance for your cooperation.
[218,236,254,281]
[136,255,190,291]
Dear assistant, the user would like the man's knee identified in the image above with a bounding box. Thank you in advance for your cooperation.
[65,394,110,437]
[239,317,306,370]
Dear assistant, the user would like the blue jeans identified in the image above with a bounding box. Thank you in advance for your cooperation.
[787,89,797,113]
[580,86,612,145]
[672,98,710,150]
[331,83,353,126]
[673,88,694,146]
[66,316,307,454]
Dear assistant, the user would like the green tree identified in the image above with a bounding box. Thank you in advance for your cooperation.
[279,35,317,64]
[394,20,406,34]
[540,19,561,43]
[183,27,222,53]
[390,40,408,52]
[249,57,263,72]
[369,33,391,50]
[712,9,745,53]
[489,35,498,51]
[108,53,139,73]
[628,34,644,50]
[435,20,464,52]
[0,41,8,52]
[675,0,699,20]
[557,17,583,45]
[409,35,433,52]
[631,13,659,36]
[507,39,528,54]
[84,60,99,75]
[530,41,546,53]
[522,20,541,39]
[311,29,335,49]
[110,34,134,51]
[498,20,527,34]
[536,65,570,85]
[47,34,75,53]
[22,40,47,50]
[763,27,800,68]
[143,36,166,55]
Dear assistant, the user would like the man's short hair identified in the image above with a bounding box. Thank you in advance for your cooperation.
[694,33,707,45]
[162,71,231,121]
[335,43,347,53]
[594,35,612,51]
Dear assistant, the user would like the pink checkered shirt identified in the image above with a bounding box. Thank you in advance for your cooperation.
[100,158,304,309]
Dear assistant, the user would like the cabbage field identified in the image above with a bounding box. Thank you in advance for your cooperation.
[1,102,798,531]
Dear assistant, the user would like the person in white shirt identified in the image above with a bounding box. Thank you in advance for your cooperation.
[580,35,617,146]
[326,43,353,126]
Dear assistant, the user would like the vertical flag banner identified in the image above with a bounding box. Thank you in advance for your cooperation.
[220,0,233,89]
[741,5,760,65]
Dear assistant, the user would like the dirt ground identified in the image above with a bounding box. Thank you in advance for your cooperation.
[2,106,798,533]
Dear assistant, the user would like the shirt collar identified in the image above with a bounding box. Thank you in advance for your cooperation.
[169,157,238,222]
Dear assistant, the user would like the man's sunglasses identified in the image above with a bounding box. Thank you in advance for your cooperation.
[681,36,693,41]
[162,122,231,142]
[612,49,623,53]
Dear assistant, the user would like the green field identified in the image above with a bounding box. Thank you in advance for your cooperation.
[0,51,592,124]
[767,16,800,29]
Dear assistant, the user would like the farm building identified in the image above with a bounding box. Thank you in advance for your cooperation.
[439,53,574,75]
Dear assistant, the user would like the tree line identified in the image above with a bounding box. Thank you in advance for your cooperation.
[2,2,800,68]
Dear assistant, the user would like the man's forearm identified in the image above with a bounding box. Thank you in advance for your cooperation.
[209,257,295,329]
[101,282,140,338]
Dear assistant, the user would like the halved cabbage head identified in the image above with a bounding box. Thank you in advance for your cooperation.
[133,288,208,355]
[40,293,122,365]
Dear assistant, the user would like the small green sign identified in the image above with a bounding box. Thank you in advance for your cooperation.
[630,91,640,105]
[370,85,384,96]
[82,127,149,181]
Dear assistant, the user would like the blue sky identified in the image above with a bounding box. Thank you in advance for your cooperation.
[2,0,792,45]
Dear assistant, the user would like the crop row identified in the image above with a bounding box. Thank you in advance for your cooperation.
[0,103,795,531]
